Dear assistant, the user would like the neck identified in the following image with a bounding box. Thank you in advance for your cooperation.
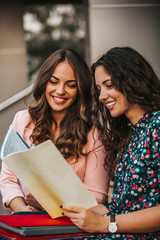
[125,104,146,125]
[51,111,66,141]
[51,111,66,127]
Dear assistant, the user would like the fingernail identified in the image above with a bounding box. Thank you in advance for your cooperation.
[60,205,62,208]
[62,212,64,215]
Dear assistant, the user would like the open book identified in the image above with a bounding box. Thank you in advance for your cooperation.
[0,128,97,218]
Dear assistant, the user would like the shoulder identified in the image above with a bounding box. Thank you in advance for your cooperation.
[146,111,160,143]
[12,109,32,124]
[10,110,33,133]
[147,111,160,133]
[150,111,160,127]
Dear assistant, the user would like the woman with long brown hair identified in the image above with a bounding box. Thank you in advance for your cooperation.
[0,49,109,212]
[62,47,160,239]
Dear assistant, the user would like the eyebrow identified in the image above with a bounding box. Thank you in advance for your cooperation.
[51,75,76,82]
[51,75,59,80]
[102,79,111,84]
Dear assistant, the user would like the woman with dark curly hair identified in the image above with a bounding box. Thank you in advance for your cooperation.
[0,49,109,213]
[62,47,160,239]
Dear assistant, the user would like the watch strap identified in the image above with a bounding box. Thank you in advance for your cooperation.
[110,215,115,223]
[108,214,118,233]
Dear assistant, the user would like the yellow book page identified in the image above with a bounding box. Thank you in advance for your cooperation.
[3,140,97,218]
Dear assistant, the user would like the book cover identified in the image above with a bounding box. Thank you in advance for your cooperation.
[0,214,84,236]
[1,129,97,219]
[0,128,30,159]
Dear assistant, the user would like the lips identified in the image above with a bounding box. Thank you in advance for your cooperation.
[105,100,116,110]
[106,101,116,107]
[52,96,68,104]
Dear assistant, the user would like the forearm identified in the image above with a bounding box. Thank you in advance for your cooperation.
[116,206,160,233]
[9,197,39,212]
[63,204,160,234]
[0,162,25,210]
[9,197,27,212]
[100,206,160,233]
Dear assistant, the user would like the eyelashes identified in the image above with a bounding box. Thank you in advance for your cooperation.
[49,79,77,88]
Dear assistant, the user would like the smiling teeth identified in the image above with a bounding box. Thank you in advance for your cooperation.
[107,101,116,107]
[54,97,65,102]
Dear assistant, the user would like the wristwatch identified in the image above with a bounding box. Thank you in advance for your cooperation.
[107,215,118,233]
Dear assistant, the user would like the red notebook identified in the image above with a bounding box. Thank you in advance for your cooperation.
[0,214,73,227]
[0,214,88,237]
[0,227,91,240]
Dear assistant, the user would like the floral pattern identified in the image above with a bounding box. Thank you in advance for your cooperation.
[73,111,160,240]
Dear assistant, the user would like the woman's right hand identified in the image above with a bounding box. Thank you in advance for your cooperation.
[62,204,109,233]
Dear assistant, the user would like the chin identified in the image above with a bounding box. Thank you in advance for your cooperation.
[110,112,119,118]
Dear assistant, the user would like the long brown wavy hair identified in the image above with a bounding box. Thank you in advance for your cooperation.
[25,49,93,160]
[91,47,160,180]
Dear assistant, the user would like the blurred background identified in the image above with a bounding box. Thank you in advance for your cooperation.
[0,0,160,214]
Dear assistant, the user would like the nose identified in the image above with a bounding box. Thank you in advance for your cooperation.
[99,88,108,102]
[56,83,65,95]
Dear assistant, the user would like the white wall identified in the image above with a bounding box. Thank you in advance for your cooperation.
[89,0,160,77]
[0,0,27,214]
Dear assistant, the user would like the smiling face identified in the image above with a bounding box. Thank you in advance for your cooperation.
[95,65,133,118]
[45,61,78,119]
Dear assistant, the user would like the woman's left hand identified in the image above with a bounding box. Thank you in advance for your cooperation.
[25,189,43,210]
[62,204,108,233]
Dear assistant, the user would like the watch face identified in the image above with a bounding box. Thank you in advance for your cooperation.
[108,223,118,233]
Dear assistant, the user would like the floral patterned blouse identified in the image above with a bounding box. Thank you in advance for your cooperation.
[72,111,160,240]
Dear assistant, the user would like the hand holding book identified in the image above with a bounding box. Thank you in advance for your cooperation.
[0,128,97,218]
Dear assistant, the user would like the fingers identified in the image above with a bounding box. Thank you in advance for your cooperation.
[62,204,83,213]
[28,205,40,212]
[62,205,82,219]
[61,204,88,222]
[63,211,79,219]
[61,204,101,233]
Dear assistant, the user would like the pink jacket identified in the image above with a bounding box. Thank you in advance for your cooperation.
[0,110,109,211]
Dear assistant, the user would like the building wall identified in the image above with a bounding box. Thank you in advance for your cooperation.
[0,0,27,214]
[89,0,160,77]
[0,0,28,146]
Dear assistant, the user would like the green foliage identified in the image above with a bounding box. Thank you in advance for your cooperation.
[24,4,86,82]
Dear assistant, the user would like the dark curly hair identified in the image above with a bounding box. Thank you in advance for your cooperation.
[91,46,160,180]
[25,49,93,160]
